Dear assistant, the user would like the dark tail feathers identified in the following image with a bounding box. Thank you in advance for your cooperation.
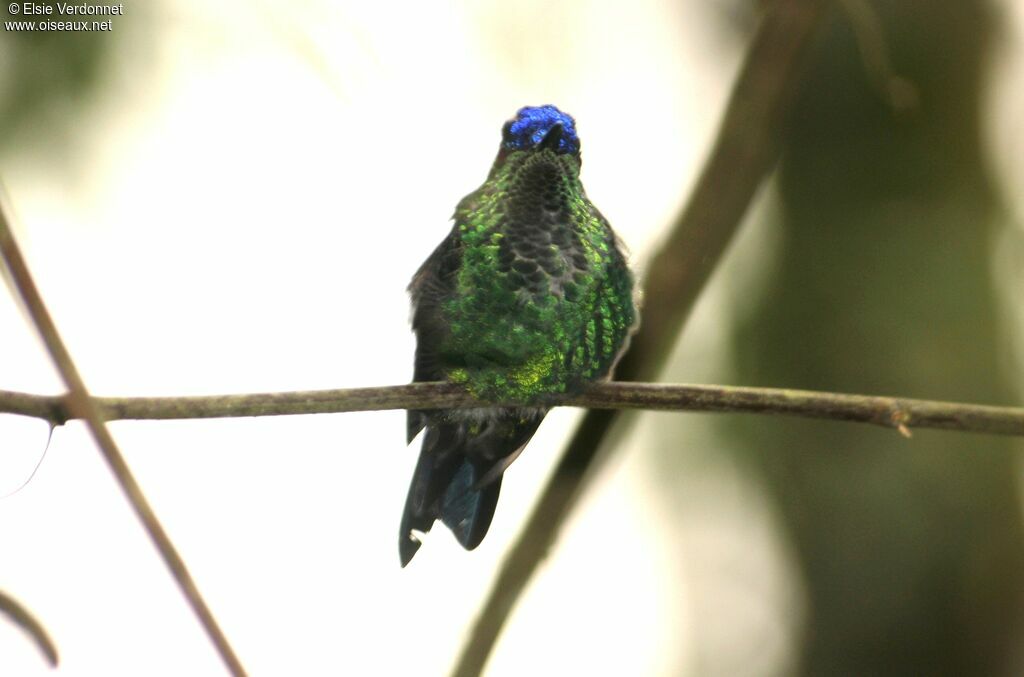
[399,415,542,566]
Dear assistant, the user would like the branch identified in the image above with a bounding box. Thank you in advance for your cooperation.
[453,1,831,675]
[0,191,248,676]
[837,0,919,112]
[1,382,1022,436]
[0,590,58,667]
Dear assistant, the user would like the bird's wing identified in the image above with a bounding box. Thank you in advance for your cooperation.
[407,227,463,443]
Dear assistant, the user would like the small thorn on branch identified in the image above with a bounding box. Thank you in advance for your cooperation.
[892,409,909,436]
[891,407,913,438]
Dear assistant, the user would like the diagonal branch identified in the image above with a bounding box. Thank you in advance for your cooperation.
[1,382,1023,437]
[0,193,247,676]
[0,590,59,667]
[452,1,831,674]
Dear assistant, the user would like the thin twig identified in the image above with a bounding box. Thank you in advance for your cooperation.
[0,382,1022,437]
[0,192,247,676]
[0,590,58,667]
[452,1,831,675]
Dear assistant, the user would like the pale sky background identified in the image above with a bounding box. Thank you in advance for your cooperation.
[1,1,1022,675]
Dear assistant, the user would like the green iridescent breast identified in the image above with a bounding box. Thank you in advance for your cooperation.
[440,148,636,402]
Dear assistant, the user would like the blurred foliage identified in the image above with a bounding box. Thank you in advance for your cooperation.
[723,1,1024,675]
[0,1,114,152]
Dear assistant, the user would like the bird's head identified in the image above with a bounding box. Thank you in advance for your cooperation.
[500,105,580,157]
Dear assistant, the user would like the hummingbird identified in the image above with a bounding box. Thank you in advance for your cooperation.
[400,105,637,566]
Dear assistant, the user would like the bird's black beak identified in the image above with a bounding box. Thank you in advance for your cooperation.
[538,123,563,151]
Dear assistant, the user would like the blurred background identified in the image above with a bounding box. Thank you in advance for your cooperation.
[1,0,1023,674]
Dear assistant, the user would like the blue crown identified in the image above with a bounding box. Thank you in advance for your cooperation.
[502,105,580,155]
